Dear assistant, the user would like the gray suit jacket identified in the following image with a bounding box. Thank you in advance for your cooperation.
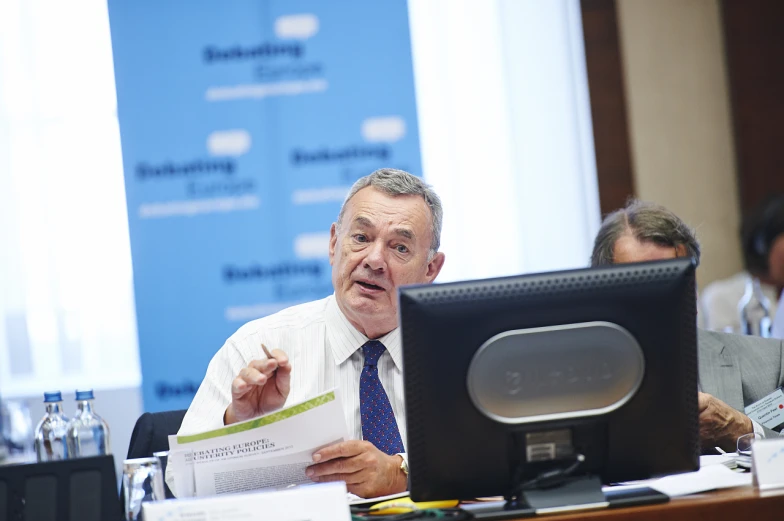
[698,329,784,437]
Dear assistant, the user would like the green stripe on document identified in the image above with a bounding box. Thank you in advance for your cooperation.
[177,391,336,444]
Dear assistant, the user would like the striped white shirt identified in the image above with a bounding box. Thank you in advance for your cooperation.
[177,293,407,445]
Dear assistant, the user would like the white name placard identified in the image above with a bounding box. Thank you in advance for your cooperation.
[142,482,350,521]
[745,388,784,430]
[751,438,784,491]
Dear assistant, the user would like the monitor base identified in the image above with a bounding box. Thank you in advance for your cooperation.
[464,476,668,519]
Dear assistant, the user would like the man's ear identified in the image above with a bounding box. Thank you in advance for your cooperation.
[424,252,446,282]
[329,223,338,266]
[675,243,689,258]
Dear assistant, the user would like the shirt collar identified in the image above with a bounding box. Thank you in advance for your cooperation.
[325,294,403,369]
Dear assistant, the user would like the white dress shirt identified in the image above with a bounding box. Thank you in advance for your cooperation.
[166,294,406,495]
[700,271,778,333]
[773,290,784,340]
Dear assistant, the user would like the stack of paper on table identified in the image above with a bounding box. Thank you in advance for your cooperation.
[167,388,349,497]
[650,460,752,497]
[610,454,753,498]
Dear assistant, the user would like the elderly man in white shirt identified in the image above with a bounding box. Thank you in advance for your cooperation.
[171,168,446,498]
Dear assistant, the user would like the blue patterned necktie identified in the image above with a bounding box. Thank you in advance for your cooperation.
[360,340,404,455]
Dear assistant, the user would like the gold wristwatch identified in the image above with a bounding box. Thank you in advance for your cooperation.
[398,454,409,476]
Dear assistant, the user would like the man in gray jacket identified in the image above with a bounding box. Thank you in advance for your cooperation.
[592,200,784,452]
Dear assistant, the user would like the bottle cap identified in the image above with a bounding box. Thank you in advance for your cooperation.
[43,391,63,402]
[75,389,95,401]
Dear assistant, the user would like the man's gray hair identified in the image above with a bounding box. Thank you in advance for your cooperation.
[591,199,701,267]
[337,168,443,256]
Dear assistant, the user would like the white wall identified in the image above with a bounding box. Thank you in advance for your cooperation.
[616,0,742,288]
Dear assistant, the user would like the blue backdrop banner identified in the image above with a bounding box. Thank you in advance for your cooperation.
[108,1,421,412]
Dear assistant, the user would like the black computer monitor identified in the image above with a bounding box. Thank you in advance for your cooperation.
[399,258,699,516]
[0,455,121,521]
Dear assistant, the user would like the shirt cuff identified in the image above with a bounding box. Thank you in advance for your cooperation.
[397,452,408,466]
[396,452,409,490]
[752,419,767,439]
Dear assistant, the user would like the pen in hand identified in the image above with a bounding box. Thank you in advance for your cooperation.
[261,342,273,360]
[261,343,289,374]
[226,343,292,424]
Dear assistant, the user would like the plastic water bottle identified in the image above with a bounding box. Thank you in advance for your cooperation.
[34,391,70,462]
[0,394,7,463]
[738,277,772,337]
[66,389,111,458]
[1,399,35,463]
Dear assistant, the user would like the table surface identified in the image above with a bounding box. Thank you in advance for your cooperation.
[486,485,784,521]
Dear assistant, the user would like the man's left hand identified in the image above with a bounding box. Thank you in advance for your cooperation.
[698,392,753,452]
[306,440,407,498]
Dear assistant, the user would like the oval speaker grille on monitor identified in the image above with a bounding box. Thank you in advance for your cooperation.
[467,321,644,424]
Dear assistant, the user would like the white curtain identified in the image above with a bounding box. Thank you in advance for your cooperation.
[0,0,140,397]
[409,0,601,282]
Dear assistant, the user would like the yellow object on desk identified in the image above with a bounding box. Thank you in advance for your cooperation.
[369,497,460,515]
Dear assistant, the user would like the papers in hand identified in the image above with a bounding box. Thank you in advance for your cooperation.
[168,389,349,497]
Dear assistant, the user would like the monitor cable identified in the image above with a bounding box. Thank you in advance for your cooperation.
[506,452,586,504]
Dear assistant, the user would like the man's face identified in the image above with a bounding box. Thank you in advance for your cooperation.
[613,234,687,264]
[329,187,445,338]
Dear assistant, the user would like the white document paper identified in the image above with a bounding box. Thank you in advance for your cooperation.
[167,448,196,498]
[348,491,409,506]
[699,453,751,470]
[650,463,752,497]
[613,456,752,498]
[143,482,351,521]
[168,389,349,497]
[745,387,784,430]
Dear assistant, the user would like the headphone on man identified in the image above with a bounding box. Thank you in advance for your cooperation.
[746,195,784,269]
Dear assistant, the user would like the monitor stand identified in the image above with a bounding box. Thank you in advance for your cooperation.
[464,476,668,520]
